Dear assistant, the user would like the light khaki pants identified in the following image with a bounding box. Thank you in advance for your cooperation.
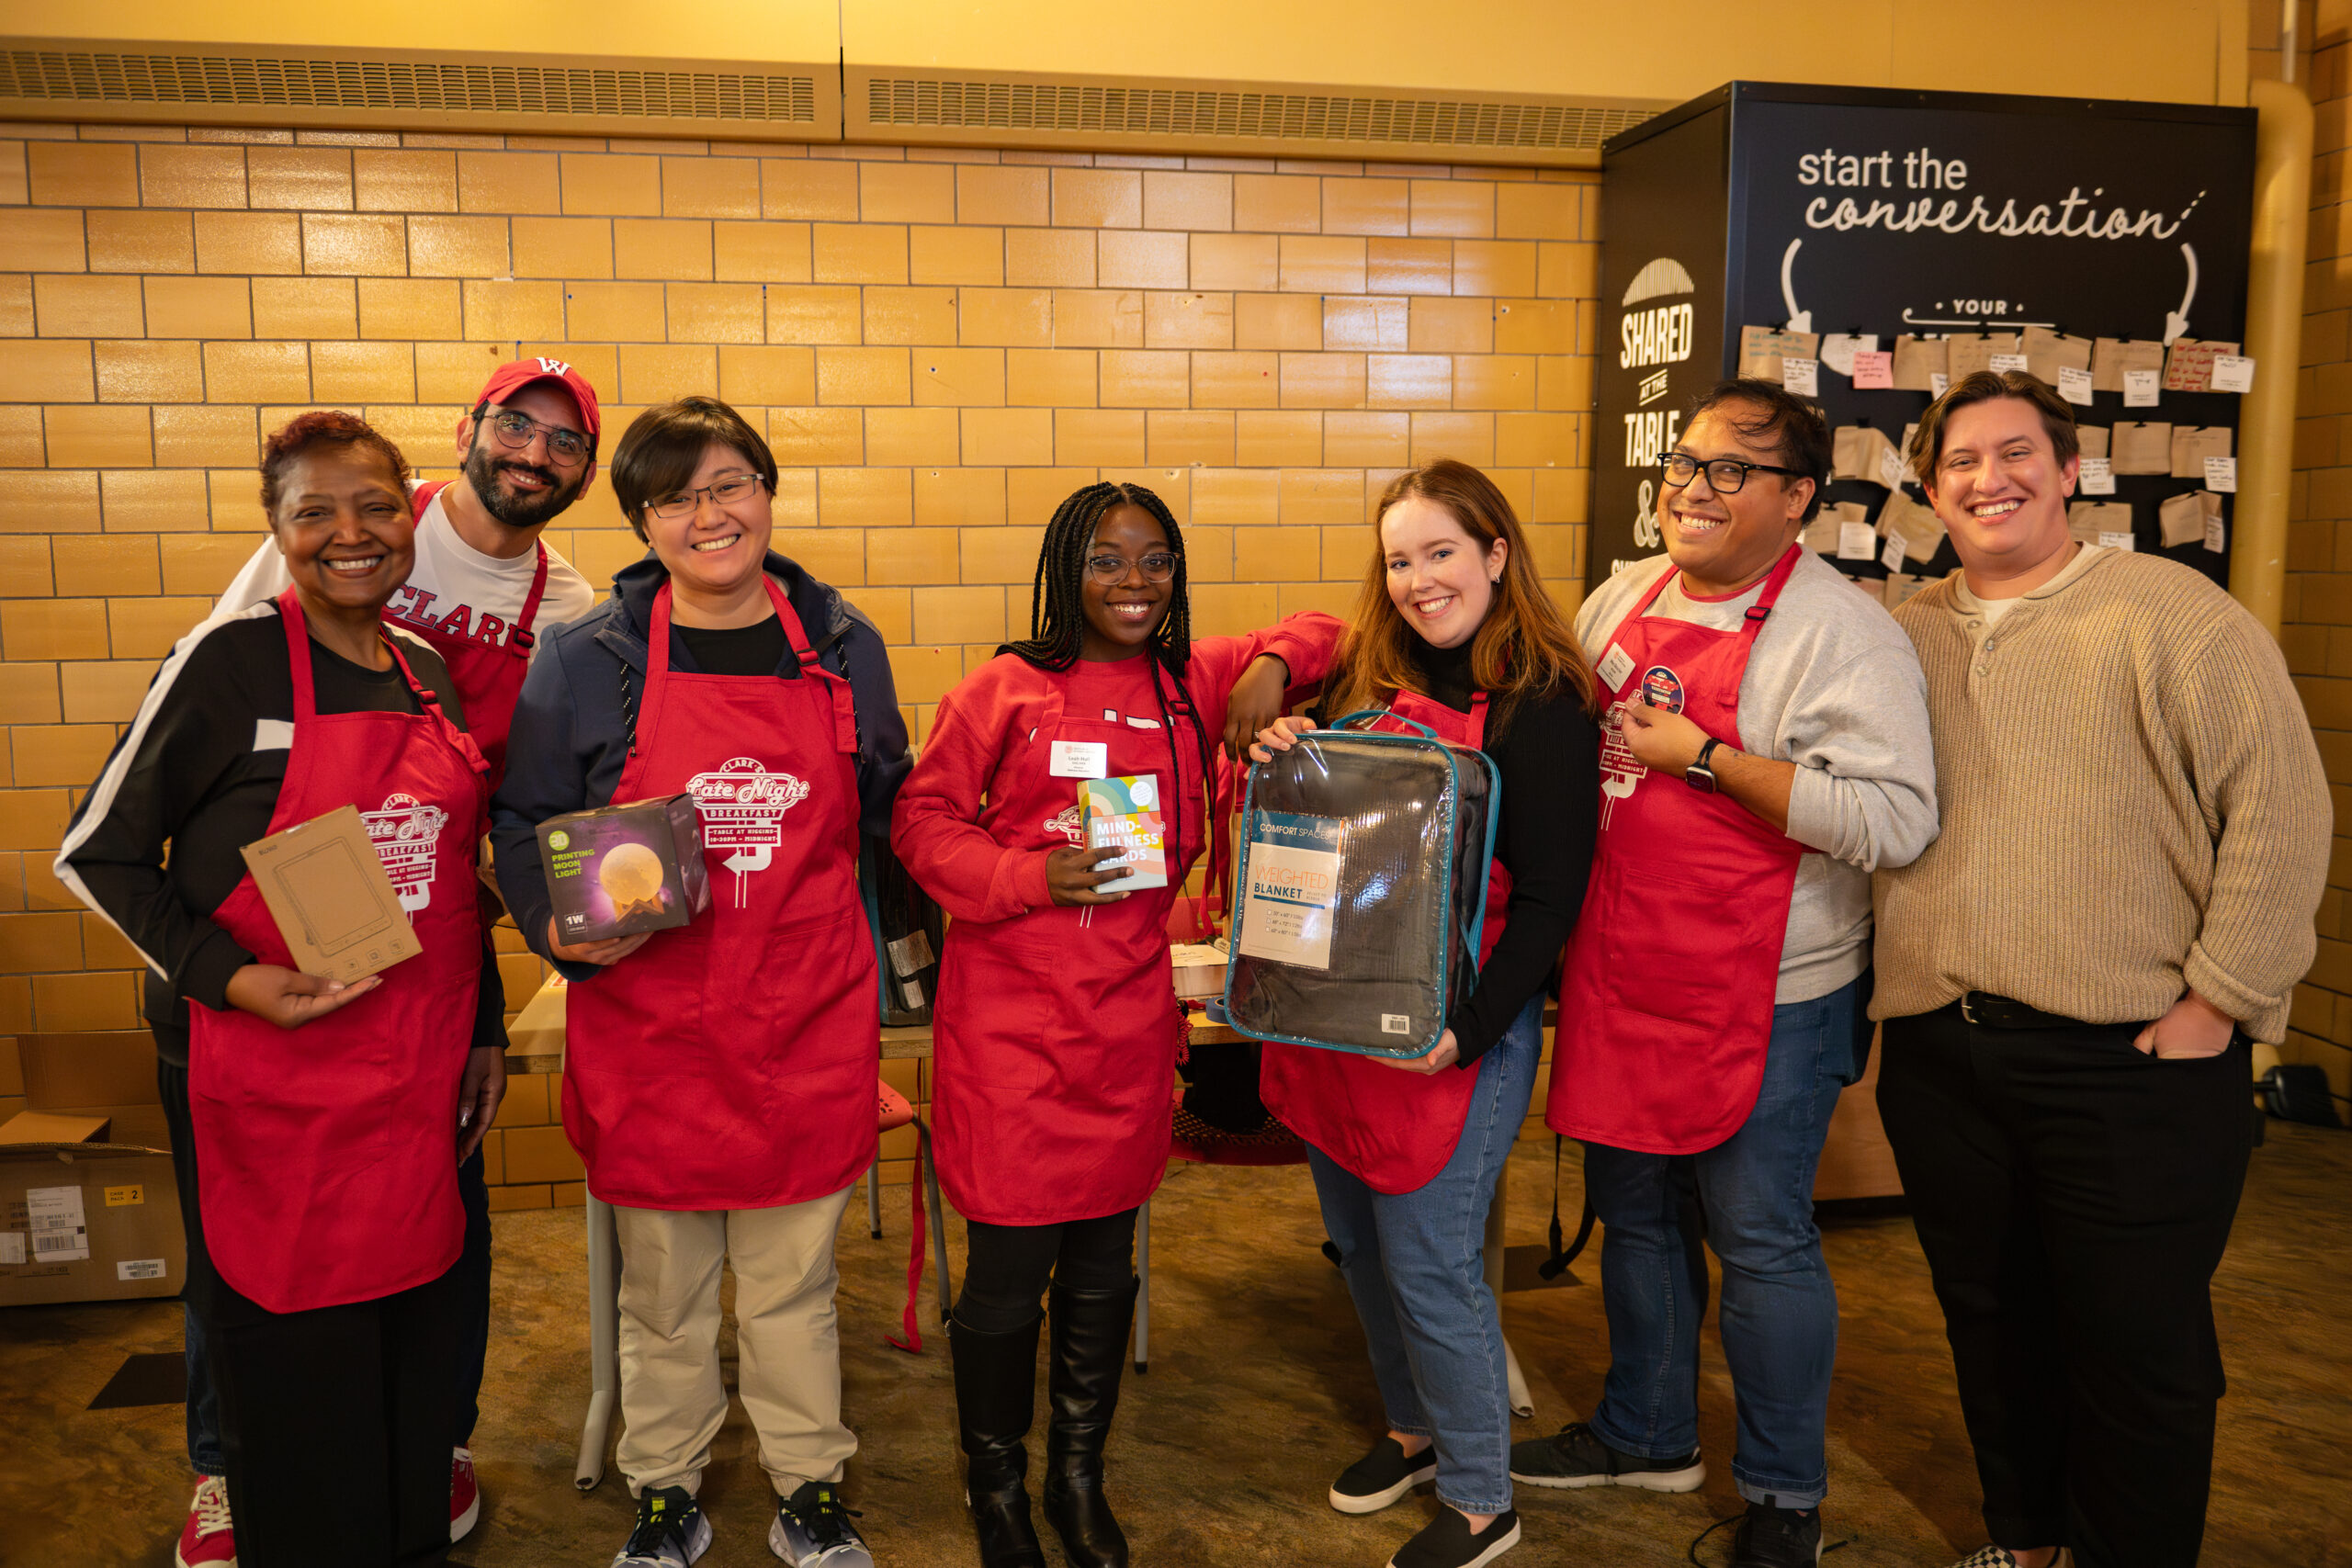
[613,1185,857,1498]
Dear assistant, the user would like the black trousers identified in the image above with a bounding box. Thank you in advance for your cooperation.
[1876,1005,2253,1568]
[955,1209,1138,1333]
[163,1060,460,1568]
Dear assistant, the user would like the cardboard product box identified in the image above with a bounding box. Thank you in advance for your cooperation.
[539,795,710,944]
[1,1030,184,1307]
[242,805,420,983]
[1170,942,1228,1001]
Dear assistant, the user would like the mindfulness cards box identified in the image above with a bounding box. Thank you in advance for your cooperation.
[539,795,709,943]
[1081,774,1168,894]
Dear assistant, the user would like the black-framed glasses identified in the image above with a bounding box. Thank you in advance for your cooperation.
[481,408,592,468]
[1085,550,1179,584]
[646,473,768,521]
[1661,453,1803,494]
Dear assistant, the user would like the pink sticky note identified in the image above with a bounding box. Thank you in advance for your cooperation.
[1850,350,1895,389]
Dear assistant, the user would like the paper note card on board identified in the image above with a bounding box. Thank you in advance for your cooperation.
[241,806,419,984]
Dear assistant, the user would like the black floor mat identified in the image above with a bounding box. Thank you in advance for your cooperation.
[89,1351,187,1410]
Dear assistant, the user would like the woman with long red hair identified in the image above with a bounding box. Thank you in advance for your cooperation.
[1251,459,1600,1568]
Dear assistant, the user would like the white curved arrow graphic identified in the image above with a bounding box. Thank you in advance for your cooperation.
[2165,243,2198,344]
[1781,239,1810,333]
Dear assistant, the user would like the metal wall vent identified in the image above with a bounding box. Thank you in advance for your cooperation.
[0,43,820,129]
[864,75,1650,152]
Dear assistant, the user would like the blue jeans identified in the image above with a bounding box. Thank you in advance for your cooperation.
[1306,993,1543,1516]
[1582,972,1867,1510]
[183,1145,492,1473]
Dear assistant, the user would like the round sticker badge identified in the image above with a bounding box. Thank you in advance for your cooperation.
[1638,665,1686,714]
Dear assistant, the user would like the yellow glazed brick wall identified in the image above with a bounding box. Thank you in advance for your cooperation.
[0,122,1597,1201]
[2286,6,2352,1113]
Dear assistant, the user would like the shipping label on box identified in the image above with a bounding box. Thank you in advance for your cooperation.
[540,794,711,943]
[240,805,418,983]
[1081,774,1169,894]
[0,1145,185,1306]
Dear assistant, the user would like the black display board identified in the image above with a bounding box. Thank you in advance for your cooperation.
[1589,82,2256,596]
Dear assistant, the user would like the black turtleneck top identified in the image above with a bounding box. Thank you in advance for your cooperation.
[1316,637,1600,1065]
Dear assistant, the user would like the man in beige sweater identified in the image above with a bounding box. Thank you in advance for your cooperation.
[1873,371,2328,1568]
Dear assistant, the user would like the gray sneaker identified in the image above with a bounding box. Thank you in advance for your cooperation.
[613,1486,711,1568]
[768,1480,873,1567]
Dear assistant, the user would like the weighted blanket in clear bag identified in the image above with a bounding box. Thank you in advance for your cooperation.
[1223,727,1498,1058]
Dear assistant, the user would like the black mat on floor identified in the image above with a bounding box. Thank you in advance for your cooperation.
[88,1351,186,1410]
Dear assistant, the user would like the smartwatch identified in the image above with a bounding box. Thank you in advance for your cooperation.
[1685,737,1725,794]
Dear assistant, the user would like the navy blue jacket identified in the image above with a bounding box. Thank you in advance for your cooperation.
[490,549,910,979]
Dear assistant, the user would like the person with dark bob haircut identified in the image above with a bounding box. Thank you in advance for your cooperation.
[58,410,507,1567]
[492,396,909,1568]
[892,480,1340,1568]
[1510,378,1938,1568]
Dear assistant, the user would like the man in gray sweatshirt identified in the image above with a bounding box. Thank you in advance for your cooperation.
[1510,379,1939,1568]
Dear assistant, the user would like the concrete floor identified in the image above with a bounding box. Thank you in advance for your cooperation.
[6,1124,2350,1568]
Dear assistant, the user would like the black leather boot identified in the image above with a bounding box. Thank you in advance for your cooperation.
[950,1315,1048,1568]
[1041,1279,1136,1568]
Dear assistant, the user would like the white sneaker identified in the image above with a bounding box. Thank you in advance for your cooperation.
[612,1486,711,1567]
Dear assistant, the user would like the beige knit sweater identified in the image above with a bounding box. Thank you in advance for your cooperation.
[1871,547,2330,1042]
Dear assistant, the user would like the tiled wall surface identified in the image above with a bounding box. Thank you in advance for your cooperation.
[0,122,1597,1204]
[2287,5,2352,1112]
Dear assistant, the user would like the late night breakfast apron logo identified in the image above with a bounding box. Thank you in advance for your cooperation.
[1044,803,1085,845]
[688,757,810,907]
[1599,666,1685,831]
[362,792,450,912]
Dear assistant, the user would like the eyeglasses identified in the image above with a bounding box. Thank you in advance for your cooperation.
[481,408,592,468]
[1661,453,1804,494]
[1085,551,1179,584]
[646,473,768,521]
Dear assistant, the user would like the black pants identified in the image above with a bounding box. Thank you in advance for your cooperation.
[956,1209,1138,1333]
[163,1060,460,1568]
[1876,1005,2253,1568]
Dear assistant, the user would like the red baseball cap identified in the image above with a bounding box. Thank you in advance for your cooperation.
[475,356,602,448]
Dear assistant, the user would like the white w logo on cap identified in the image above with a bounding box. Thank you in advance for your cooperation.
[536,357,571,376]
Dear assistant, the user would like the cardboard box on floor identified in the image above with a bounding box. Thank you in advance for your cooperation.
[0,1031,184,1307]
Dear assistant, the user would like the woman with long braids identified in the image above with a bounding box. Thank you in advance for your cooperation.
[1250,459,1600,1568]
[893,481,1340,1568]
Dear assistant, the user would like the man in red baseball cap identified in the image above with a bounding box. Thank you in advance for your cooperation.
[181,358,606,1564]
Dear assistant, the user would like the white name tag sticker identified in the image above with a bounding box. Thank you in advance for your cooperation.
[2211,354,2255,393]
[2077,457,2116,495]
[2203,456,2238,492]
[1596,643,1635,692]
[2122,369,2161,407]
[2057,366,2096,406]
[1780,355,1819,395]
[1988,353,2030,374]
[1048,741,1108,779]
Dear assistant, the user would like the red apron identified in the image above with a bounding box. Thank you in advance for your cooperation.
[188,590,489,1314]
[1258,690,1513,1195]
[1547,545,1808,1156]
[931,662,1209,1226]
[384,480,549,790]
[562,578,878,1211]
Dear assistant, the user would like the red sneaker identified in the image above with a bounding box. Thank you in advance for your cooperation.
[450,1447,481,1542]
[175,1475,236,1567]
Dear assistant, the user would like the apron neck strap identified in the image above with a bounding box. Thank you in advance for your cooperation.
[276,588,318,723]
[648,574,797,681]
[276,588,469,763]
[1643,541,1807,637]
[509,542,551,654]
